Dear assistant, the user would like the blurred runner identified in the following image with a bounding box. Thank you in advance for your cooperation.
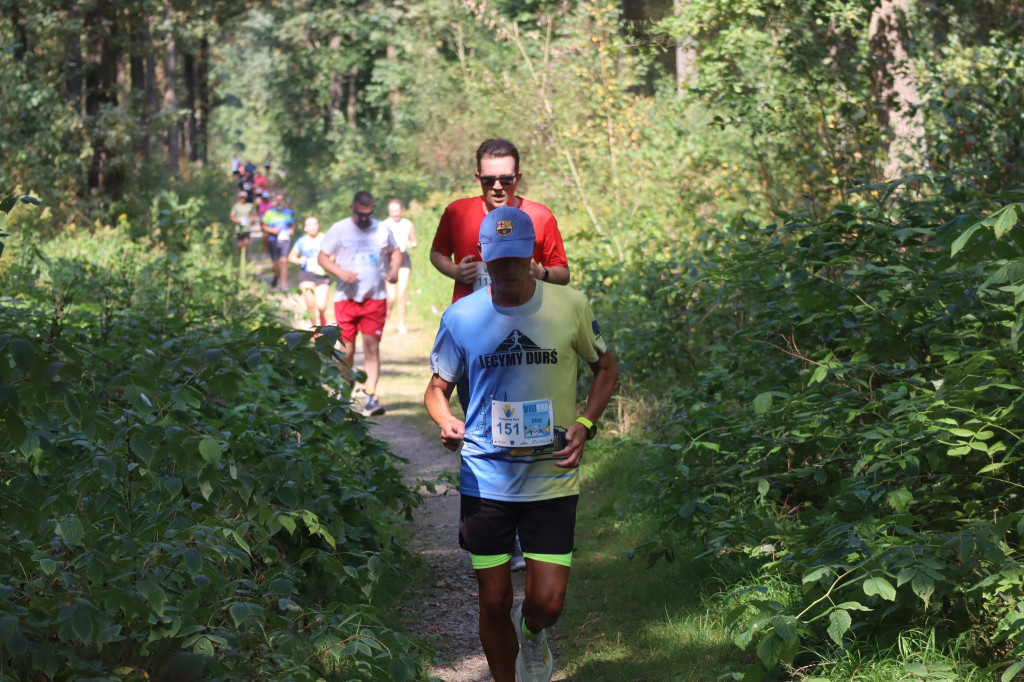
[289,216,330,330]
[382,199,417,334]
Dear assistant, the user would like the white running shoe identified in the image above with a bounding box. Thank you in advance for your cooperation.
[512,601,554,682]
[362,393,385,417]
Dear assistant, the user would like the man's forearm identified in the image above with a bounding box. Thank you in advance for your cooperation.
[388,249,402,279]
[581,351,619,424]
[430,249,457,280]
[317,253,345,280]
[542,265,570,285]
[424,376,455,426]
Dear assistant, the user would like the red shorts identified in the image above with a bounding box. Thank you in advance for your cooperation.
[334,298,387,344]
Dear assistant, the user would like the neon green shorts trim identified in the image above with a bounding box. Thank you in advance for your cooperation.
[470,552,573,570]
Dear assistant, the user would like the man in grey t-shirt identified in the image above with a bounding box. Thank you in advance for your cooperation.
[318,191,401,415]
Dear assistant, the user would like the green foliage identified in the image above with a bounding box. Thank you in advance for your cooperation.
[921,41,1024,193]
[0,191,40,260]
[583,179,1024,679]
[0,228,422,679]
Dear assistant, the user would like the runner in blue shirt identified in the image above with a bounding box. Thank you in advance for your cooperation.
[424,206,618,682]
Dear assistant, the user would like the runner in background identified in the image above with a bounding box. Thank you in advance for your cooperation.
[430,138,569,304]
[253,169,269,195]
[262,193,295,292]
[256,191,273,260]
[229,190,256,262]
[238,167,256,202]
[382,199,416,334]
[289,216,331,330]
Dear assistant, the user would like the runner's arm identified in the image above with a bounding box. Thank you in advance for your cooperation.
[430,249,477,286]
[386,248,402,284]
[287,243,304,266]
[554,349,619,468]
[530,261,570,285]
[407,222,417,248]
[424,373,465,451]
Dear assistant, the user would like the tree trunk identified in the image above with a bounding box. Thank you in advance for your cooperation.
[346,65,358,133]
[386,43,399,110]
[5,1,30,62]
[327,33,344,134]
[869,0,924,180]
[184,50,197,163]
[84,0,122,199]
[130,15,148,158]
[130,22,146,98]
[196,37,210,166]
[144,19,157,159]
[66,8,83,108]
[673,0,697,93]
[164,17,179,175]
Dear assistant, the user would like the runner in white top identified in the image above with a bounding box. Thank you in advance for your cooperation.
[382,199,417,334]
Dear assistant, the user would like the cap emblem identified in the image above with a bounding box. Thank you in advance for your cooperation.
[496,219,514,237]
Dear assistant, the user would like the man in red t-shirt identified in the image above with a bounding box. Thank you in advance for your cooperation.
[430,140,570,575]
[430,139,569,303]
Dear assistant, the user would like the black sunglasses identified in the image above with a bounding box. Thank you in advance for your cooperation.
[353,210,374,219]
[478,174,517,188]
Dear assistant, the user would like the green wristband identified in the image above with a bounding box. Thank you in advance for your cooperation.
[575,416,593,430]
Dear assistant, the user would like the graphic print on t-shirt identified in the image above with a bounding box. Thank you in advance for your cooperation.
[477,330,558,369]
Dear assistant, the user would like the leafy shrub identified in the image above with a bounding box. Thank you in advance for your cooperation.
[0,229,422,680]
[584,179,1024,679]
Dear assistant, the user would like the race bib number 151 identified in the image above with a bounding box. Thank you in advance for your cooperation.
[491,399,553,449]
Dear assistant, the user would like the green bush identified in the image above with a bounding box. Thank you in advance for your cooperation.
[583,179,1024,679]
[0,228,422,680]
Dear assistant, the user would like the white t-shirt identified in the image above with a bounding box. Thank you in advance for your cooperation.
[381,217,414,252]
[320,218,397,302]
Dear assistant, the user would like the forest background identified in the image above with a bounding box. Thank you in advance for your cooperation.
[3,0,1024,680]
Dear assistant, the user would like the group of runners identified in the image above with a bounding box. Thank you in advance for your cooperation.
[233,139,618,681]
[229,188,299,292]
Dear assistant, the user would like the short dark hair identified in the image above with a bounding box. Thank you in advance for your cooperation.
[353,191,374,206]
[476,139,519,173]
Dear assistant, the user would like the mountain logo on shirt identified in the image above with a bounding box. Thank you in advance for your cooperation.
[477,329,558,369]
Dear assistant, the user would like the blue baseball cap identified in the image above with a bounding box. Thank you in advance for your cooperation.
[479,206,535,262]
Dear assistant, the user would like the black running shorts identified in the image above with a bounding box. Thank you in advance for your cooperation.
[458,494,578,556]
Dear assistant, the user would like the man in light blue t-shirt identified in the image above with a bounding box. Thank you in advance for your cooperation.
[424,206,618,682]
